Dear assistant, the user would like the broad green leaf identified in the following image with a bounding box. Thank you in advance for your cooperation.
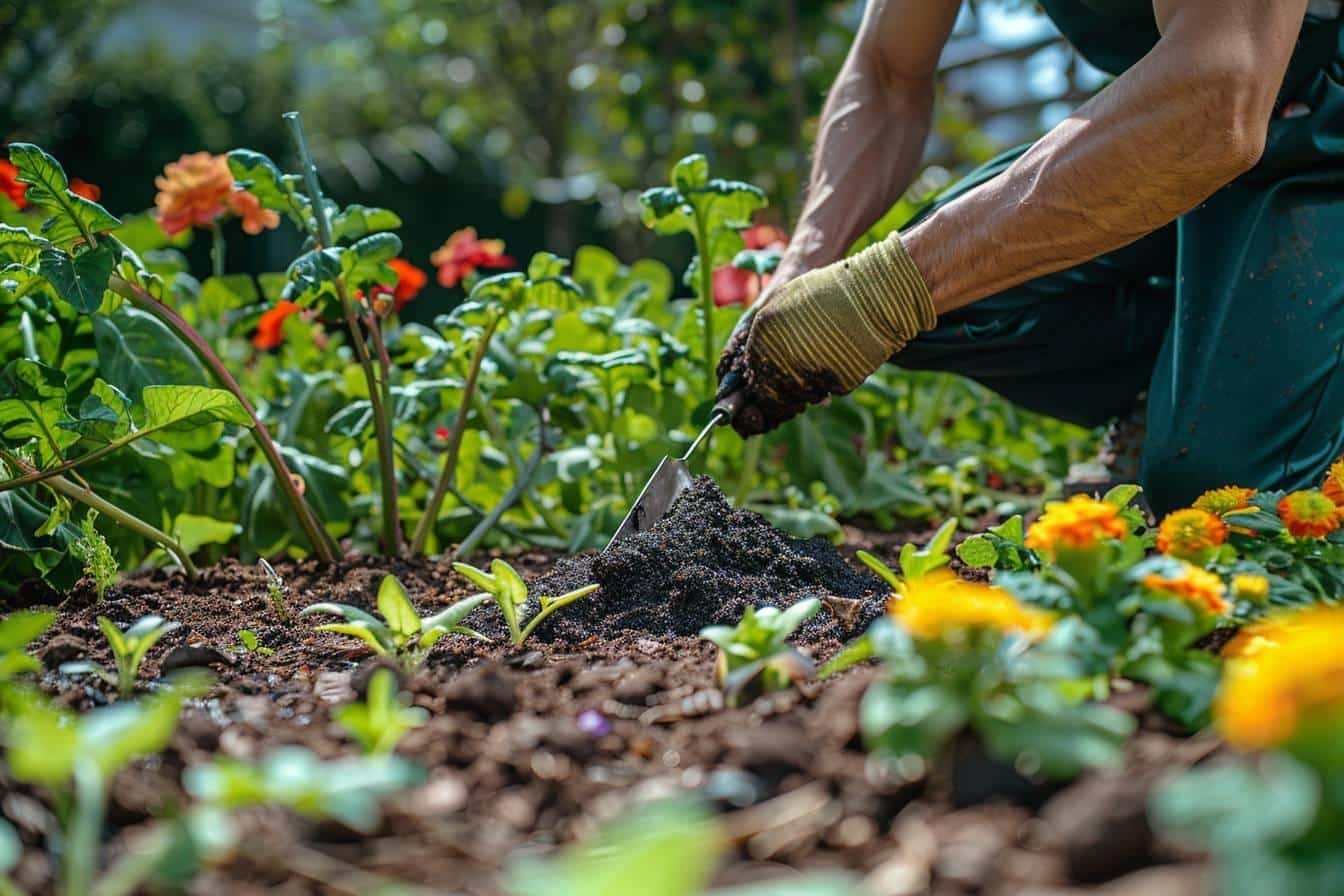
[63,379,133,445]
[172,514,240,555]
[639,187,692,234]
[1102,484,1142,508]
[672,154,710,191]
[283,248,343,305]
[37,244,116,312]
[527,252,569,280]
[955,534,1000,569]
[8,143,121,248]
[226,150,300,219]
[0,610,56,653]
[330,205,402,244]
[376,575,421,643]
[341,233,401,288]
[97,615,129,656]
[731,247,782,276]
[314,622,394,655]
[91,307,208,398]
[491,559,529,609]
[0,359,77,462]
[0,223,47,266]
[141,385,251,431]
[0,489,81,554]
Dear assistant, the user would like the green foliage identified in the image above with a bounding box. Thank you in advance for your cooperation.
[334,668,428,755]
[300,574,490,668]
[62,614,181,698]
[453,559,598,646]
[857,518,958,588]
[71,510,118,600]
[235,629,273,656]
[700,599,820,707]
[956,515,1038,571]
[0,609,56,681]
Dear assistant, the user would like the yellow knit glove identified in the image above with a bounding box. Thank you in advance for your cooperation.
[717,234,936,435]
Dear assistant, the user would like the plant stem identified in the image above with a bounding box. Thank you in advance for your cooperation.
[64,762,105,896]
[517,584,599,644]
[692,209,716,395]
[366,307,404,555]
[338,288,400,555]
[107,276,338,563]
[412,313,502,555]
[283,111,334,247]
[209,221,226,279]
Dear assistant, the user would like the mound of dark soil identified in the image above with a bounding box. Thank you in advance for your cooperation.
[528,477,887,640]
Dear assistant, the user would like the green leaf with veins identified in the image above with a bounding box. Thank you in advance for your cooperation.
[226,149,306,224]
[341,232,401,288]
[36,244,117,313]
[330,205,402,243]
[8,143,121,249]
[91,307,208,398]
[0,359,78,463]
[376,574,422,645]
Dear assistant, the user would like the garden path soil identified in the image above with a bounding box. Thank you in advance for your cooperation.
[3,489,1214,895]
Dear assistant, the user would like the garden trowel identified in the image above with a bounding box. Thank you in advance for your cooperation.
[606,391,745,548]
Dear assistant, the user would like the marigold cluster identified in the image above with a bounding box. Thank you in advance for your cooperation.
[1215,606,1344,750]
[431,227,514,287]
[1139,562,1229,616]
[1277,490,1343,539]
[1024,495,1129,553]
[154,152,279,237]
[890,569,1054,642]
[1323,456,1344,507]
[1192,485,1256,517]
[1155,508,1228,560]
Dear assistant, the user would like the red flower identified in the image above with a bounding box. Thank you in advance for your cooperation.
[379,258,428,312]
[0,159,28,209]
[712,223,789,308]
[434,426,450,441]
[69,178,101,201]
[253,300,301,350]
[430,227,514,287]
[741,224,788,251]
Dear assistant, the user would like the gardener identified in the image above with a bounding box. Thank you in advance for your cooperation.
[717,0,1344,514]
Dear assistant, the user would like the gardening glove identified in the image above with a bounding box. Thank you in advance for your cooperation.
[716,233,936,436]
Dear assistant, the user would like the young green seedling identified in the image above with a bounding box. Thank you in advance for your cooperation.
[452,559,599,646]
[333,668,428,755]
[700,598,820,707]
[300,574,490,669]
[235,630,274,657]
[259,558,290,621]
[61,615,181,698]
[71,511,118,601]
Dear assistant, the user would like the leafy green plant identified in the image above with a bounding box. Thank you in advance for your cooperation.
[452,559,598,646]
[235,629,273,656]
[857,517,958,586]
[71,510,118,600]
[300,574,489,668]
[259,557,290,621]
[0,609,55,682]
[334,667,428,755]
[956,514,1038,572]
[61,614,180,698]
[699,599,819,707]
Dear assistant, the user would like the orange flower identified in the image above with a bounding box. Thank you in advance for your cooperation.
[1155,508,1227,560]
[1277,490,1343,538]
[890,569,1053,642]
[1139,562,1229,616]
[1024,495,1129,554]
[1322,457,1344,507]
[1216,606,1344,750]
[0,158,27,209]
[155,152,278,237]
[252,300,301,350]
[431,227,514,287]
[68,178,101,201]
[1192,485,1256,517]
[382,258,428,312]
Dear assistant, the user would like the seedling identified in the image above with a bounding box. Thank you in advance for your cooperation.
[259,558,290,621]
[453,559,598,646]
[301,573,490,668]
[61,615,181,698]
[700,599,820,707]
[857,517,958,587]
[334,668,428,754]
[0,610,56,683]
[235,630,273,657]
[71,511,118,601]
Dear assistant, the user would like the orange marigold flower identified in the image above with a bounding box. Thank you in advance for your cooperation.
[1024,495,1129,554]
[890,569,1054,642]
[0,158,27,209]
[1140,562,1229,616]
[431,227,514,287]
[1155,508,1227,560]
[155,152,278,238]
[1192,485,1256,517]
[1278,490,1343,538]
[1215,606,1344,750]
[224,188,279,235]
[68,178,101,201]
[252,300,301,350]
[385,258,428,312]
[1322,457,1344,507]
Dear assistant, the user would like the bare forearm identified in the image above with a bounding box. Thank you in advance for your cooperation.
[903,1,1305,314]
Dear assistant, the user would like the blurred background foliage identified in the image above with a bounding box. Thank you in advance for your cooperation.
[1,0,1106,326]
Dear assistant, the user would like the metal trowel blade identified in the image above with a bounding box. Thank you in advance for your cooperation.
[605,456,694,549]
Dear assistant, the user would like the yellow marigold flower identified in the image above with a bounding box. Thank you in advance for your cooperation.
[1229,574,1269,603]
[1277,490,1343,539]
[890,569,1054,641]
[1323,457,1344,507]
[1155,508,1228,560]
[1216,606,1344,750]
[1192,485,1256,517]
[1024,495,1129,554]
[1139,563,1229,616]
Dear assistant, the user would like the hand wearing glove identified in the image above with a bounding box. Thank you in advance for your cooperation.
[716,233,937,436]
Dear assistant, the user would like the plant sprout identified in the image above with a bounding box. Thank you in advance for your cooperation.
[71,511,118,601]
[300,574,490,669]
[333,668,428,755]
[700,599,820,707]
[259,558,290,621]
[235,630,273,657]
[61,615,181,698]
[452,559,598,646]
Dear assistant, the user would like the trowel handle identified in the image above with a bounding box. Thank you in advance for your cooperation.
[711,389,746,426]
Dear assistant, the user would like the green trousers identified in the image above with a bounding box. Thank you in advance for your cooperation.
[894,31,1344,515]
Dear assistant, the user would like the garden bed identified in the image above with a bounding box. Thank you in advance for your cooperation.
[5,488,1215,895]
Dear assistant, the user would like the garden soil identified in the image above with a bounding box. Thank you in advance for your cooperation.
[4,495,1215,895]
